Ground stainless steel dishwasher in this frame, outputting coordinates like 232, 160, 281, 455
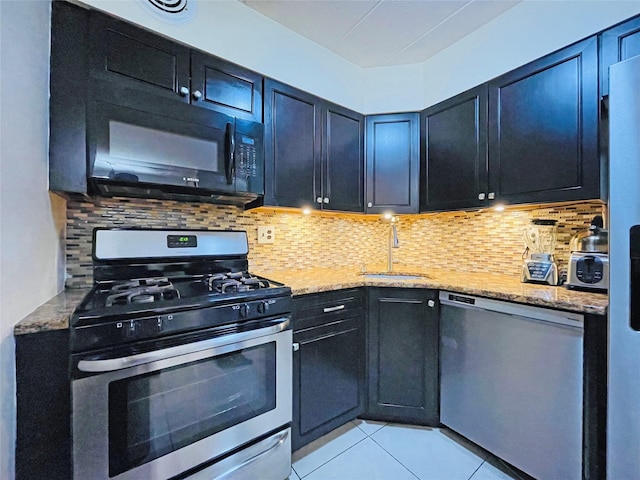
439, 291, 584, 480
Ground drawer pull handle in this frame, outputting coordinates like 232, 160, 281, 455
323, 304, 345, 313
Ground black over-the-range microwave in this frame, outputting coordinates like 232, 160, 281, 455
87, 90, 264, 207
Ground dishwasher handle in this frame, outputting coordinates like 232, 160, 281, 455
439, 291, 584, 329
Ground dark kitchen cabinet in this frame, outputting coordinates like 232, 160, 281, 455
292, 289, 366, 451
16, 329, 71, 480
49, 1, 90, 194
322, 104, 365, 212
487, 36, 600, 205
600, 15, 640, 96
365, 288, 439, 425
87, 9, 190, 105
264, 79, 364, 212
365, 113, 420, 214
88, 10, 262, 121
189, 50, 263, 121
420, 85, 488, 212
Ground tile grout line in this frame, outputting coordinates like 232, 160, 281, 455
367, 433, 423, 480
296, 436, 370, 479
466, 459, 485, 480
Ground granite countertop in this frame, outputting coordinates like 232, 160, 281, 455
14, 266, 607, 336
255, 266, 608, 316
13, 287, 90, 335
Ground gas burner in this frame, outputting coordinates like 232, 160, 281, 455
205, 272, 270, 294
111, 277, 173, 292
105, 277, 179, 307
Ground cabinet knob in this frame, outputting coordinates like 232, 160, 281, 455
367, 202, 373, 208
428, 300, 436, 308
316, 197, 323, 204
323, 197, 329, 204
192, 90, 202, 101
293, 342, 300, 352
488, 192, 495, 200
179, 86, 189, 97
478, 193, 486, 200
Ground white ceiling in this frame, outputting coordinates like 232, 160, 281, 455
240, 0, 522, 68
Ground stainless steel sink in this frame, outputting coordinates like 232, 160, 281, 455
360, 273, 428, 280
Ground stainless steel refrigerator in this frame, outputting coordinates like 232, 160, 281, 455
608, 53, 640, 479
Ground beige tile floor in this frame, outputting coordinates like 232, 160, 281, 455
288, 420, 528, 480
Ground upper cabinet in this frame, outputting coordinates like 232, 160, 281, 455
488, 36, 599, 205
88, 11, 262, 121
49, 3, 266, 204
264, 79, 364, 212
601, 16, 640, 96
365, 113, 420, 214
421, 36, 600, 211
420, 86, 488, 212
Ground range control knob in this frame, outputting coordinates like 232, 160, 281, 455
257, 301, 270, 314
239, 303, 251, 318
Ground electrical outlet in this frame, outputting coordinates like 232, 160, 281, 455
257, 226, 275, 244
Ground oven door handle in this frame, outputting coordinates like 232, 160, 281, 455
77, 317, 290, 373
188, 428, 290, 480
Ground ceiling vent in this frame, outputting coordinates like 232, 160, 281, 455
136, 0, 197, 25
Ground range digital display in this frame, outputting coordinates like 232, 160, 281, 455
167, 235, 197, 248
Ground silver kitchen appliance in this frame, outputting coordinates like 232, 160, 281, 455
521, 219, 559, 285
440, 292, 584, 480
566, 215, 609, 291
70, 229, 293, 480
608, 54, 640, 479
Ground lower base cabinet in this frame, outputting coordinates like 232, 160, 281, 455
292, 289, 366, 451
365, 288, 439, 425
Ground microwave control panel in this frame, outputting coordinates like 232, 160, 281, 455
237, 136, 258, 179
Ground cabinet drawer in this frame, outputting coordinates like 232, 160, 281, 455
293, 288, 365, 330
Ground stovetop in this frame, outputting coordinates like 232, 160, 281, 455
74, 271, 289, 323
71, 229, 292, 352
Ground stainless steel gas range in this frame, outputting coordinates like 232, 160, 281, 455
69, 228, 292, 480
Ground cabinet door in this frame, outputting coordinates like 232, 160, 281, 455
488, 36, 599, 205
365, 113, 420, 214
366, 288, 439, 425
601, 16, 640, 96
264, 79, 322, 208
293, 316, 366, 451
292, 290, 366, 451
323, 103, 365, 212
49, 1, 89, 194
190, 51, 263, 121
88, 10, 190, 103
421, 85, 488, 212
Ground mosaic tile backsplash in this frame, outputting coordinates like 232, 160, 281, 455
65, 196, 605, 288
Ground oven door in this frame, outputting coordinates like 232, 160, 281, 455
72, 317, 292, 480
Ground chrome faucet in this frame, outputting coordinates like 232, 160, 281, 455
387, 216, 399, 272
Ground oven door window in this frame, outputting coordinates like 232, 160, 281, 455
108, 342, 276, 477
90, 101, 235, 192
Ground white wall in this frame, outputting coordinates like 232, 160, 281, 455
0, 2, 66, 479
417, 0, 640, 110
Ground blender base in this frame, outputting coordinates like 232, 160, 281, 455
522, 254, 560, 286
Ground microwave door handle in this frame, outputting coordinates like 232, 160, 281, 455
225, 122, 235, 185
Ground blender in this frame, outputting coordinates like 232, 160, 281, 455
521, 219, 559, 285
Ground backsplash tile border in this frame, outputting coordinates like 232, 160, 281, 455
65, 196, 604, 288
